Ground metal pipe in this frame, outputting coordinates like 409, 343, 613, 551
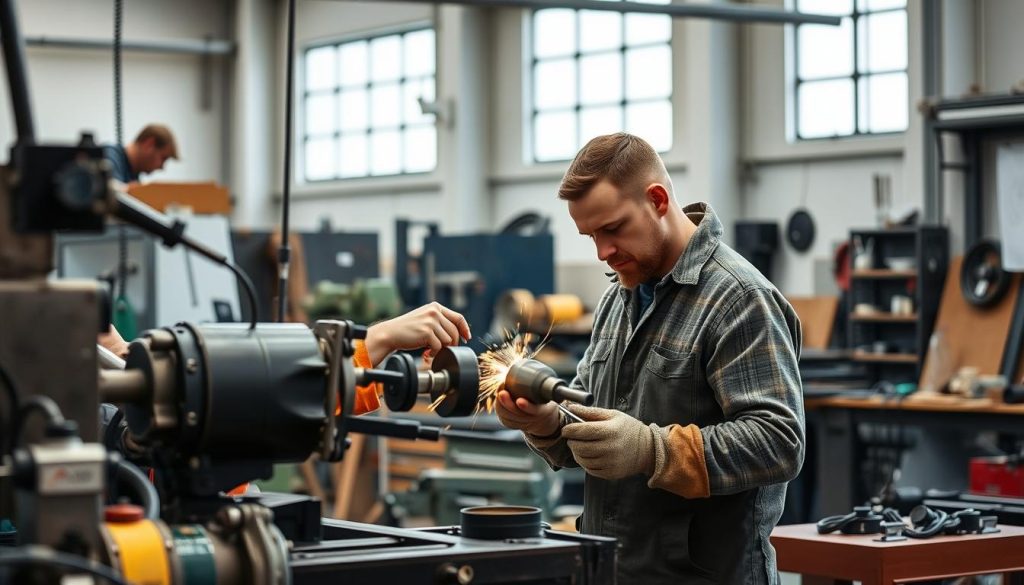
25, 35, 234, 56
378, 0, 841, 26
0, 0, 36, 144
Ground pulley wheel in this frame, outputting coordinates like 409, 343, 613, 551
382, 353, 418, 412
961, 239, 1010, 308
430, 346, 479, 417
786, 209, 815, 252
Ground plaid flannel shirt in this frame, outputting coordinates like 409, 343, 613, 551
528, 202, 805, 584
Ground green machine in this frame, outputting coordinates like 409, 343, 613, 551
306, 278, 404, 324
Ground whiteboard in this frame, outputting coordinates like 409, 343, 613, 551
996, 142, 1024, 272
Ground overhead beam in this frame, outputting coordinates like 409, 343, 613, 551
374, 0, 841, 26
25, 35, 235, 56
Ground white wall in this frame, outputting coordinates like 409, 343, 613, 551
741, 156, 905, 295
739, 0, 924, 295
978, 0, 1024, 95
282, 0, 497, 267
0, 0, 231, 184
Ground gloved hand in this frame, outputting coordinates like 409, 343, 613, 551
495, 389, 562, 438
561, 405, 656, 480
364, 302, 472, 366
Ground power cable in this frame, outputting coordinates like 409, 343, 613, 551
0, 363, 19, 455
0, 547, 130, 585
276, 0, 297, 323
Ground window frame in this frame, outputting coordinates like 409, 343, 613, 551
300, 24, 438, 183
791, 1, 908, 141
528, 3, 674, 164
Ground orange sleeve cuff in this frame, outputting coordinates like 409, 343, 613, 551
351, 339, 381, 415
648, 423, 711, 499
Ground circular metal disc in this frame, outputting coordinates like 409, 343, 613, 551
382, 353, 418, 412
431, 346, 480, 417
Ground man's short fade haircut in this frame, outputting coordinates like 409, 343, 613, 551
135, 124, 179, 160
558, 132, 664, 201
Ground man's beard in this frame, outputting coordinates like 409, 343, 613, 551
613, 256, 660, 289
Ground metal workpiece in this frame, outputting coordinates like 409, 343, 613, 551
97, 368, 147, 404
505, 359, 593, 407
381, 346, 480, 417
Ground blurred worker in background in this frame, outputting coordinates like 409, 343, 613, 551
102, 123, 179, 185
495, 133, 804, 584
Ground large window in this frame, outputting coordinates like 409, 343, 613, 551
792, 0, 908, 140
531, 1, 673, 163
303, 28, 436, 181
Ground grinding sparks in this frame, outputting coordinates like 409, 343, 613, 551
424, 332, 539, 414
475, 331, 541, 414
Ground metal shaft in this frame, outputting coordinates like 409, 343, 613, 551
505, 359, 593, 406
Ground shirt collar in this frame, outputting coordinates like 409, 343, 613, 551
668, 202, 722, 286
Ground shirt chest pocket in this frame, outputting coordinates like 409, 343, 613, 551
582, 339, 615, 406
638, 345, 702, 426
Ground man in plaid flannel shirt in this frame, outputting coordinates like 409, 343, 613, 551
496, 133, 805, 584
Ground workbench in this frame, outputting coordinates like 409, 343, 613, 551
772, 522, 1024, 584
805, 394, 1024, 515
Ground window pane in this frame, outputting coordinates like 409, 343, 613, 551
626, 45, 671, 100
370, 83, 401, 128
403, 78, 436, 125
306, 93, 336, 136
860, 10, 907, 73
404, 125, 436, 173
861, 73, 908, 133
404, 29, 435, 77
580, 105, 623, 143
534, 58, 577, 110
797, 79, 854, 138
339, 89, 368, 132
339, 134, 369, 178
580, 52, 623, 106
858, 0, 905, 11
338, 41, 368, 88
370, 35, 402, 82
306, 46, 336, 91
625, 100, 672, 152
534, 9, 576, 58
306, 137, 336, 181
797, 18, 853, 79
625, 13, 671, 46
534, 110, 578, 162
579, 10, 622, 53
370, 130, 401, 176
797, 0, 852, 15
339, 41, 368, 87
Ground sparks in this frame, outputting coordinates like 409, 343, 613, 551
423, 328, 547, 415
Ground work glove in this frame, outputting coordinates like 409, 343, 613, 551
495, 390, 562, 439
561, 405, 656, 480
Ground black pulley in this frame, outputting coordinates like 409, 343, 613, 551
382, 352, 418, 412
961, 239, 1010, 308
431, 346, 479, 417
460, 506, 542, 540
786, 208, 815, 252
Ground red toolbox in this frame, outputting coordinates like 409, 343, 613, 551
969, 456, 1024, 498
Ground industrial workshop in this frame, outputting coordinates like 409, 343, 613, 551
3, 0, 1024, 583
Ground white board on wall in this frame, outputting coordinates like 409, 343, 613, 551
996, 141, 1024, 272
